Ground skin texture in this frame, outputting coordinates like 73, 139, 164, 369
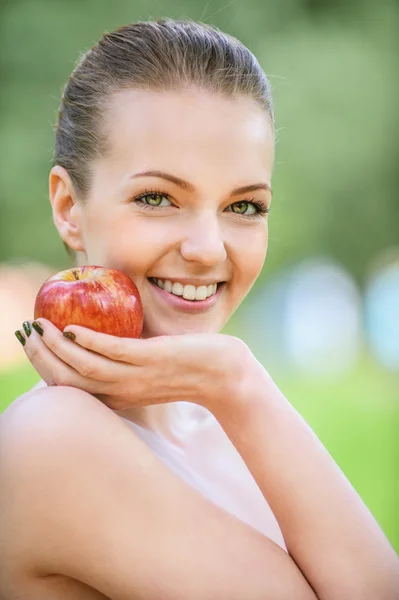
46, 87, 274, 437
6, 86, 399, 599
52, 87, 273, 338
19, 318, 244, 413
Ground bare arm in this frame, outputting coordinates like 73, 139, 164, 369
209, 346, 399, 600
0, 386, 317, 600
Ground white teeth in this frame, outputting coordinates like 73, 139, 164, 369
171, 282, 184, 296
183, 285, 196, 300
163, 280, 172, 292
195, 286, 208, 301
151, 278, 220, 300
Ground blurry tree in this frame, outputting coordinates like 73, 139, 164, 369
0, 0, 398, 285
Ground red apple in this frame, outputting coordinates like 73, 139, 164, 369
34, 266, 143, 338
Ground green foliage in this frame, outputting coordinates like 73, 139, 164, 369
0, 0, 398, 279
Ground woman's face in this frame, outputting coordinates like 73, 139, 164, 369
59, 88, 274, 338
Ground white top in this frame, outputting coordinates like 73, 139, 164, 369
118, 405, 220, 498
28, 380, 287, 549
118, 405, 287, 553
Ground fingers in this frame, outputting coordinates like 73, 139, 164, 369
61, 324, 151, 365
15, 321, 97, 393
29, 319, 136, 383
15, 320, 113, 394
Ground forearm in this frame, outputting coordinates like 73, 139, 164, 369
212, 355, 399, 600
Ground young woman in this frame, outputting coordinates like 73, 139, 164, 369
1, 18, 398, 600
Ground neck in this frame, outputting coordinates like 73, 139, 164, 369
33, 377, 206, 448
114, 402, 199, 447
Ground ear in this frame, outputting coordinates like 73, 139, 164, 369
49, 166, 85, 252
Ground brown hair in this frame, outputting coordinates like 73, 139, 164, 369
53, 18, 274, 259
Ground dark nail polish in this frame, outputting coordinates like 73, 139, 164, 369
22, 321, 32, 337
15, 330, 26, 346
32, 321, 44, 336
63, 331, 76, 341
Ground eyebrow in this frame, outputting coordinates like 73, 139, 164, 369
129, 170, 272, 196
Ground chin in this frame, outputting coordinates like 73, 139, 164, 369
141, 319, 220, 338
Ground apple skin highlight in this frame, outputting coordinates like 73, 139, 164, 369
34, 266, 144, 338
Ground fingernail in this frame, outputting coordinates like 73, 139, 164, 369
15, 330, 26, 346
63, 331, 76, 341
32, 321, 44, 336
22, 321, 32, 337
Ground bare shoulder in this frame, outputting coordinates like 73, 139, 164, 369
0, 386, 126, 594
0, 381, 116, 433
0, 386, 316, 600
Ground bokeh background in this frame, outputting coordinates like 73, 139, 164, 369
1, 0, 398, 551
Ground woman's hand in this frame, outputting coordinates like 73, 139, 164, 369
16, 318, 248, 413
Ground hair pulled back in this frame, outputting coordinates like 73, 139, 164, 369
53, 18, 274, 257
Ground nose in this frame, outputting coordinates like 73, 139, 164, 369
180, 213, 227, 267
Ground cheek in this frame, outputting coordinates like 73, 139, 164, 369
254, 228, 269, 271
91, 218, 172, 274
233, 226, 268, 284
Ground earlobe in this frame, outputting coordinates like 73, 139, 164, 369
49, 166, 86, 252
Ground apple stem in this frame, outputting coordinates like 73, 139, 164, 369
72, 270, 79, 280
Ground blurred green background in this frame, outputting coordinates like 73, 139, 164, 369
0, 0, 398, 553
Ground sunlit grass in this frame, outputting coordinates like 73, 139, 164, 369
1, 362, 40, 411
275, 357, 399, 553
1, 358, 398, 552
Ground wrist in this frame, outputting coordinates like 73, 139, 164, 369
209, 337, 274, 422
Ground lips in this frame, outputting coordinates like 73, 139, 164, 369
148, 277, 219, 301
147, 277, 225, 313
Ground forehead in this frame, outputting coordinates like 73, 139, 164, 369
102, 88, 274, 183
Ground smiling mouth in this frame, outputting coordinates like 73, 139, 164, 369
147, 277, 225, 302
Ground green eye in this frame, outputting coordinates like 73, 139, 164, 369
231, 201, 256, 215
145, 193, 170, 206
134, 192, 173, 208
